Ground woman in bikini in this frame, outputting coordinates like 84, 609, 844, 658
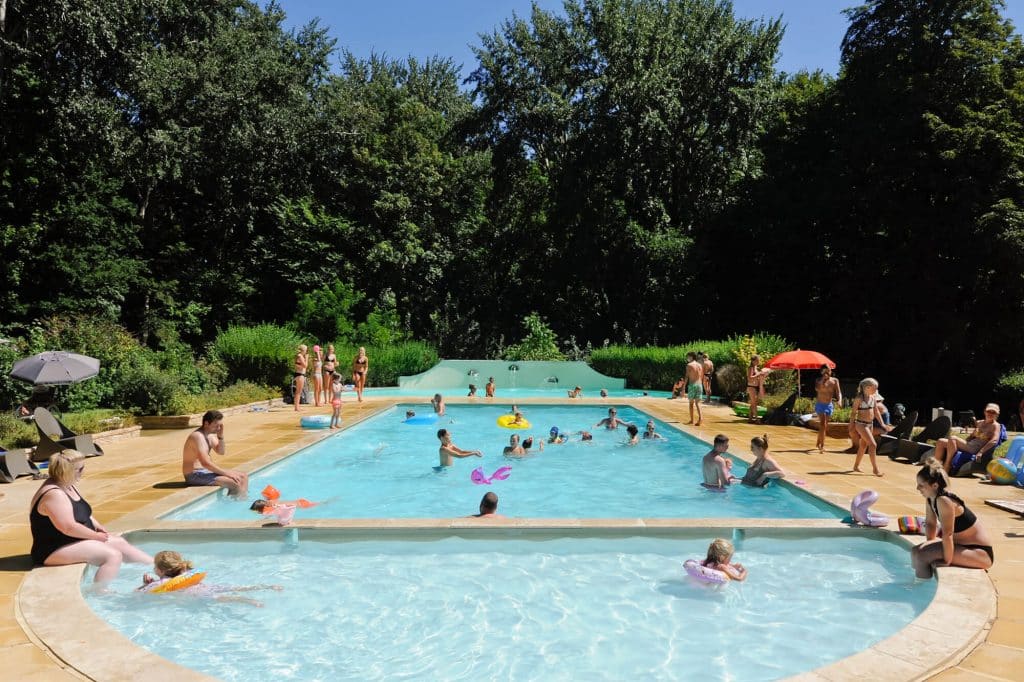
912, 458, 994, 578
851, 377, 891, 476
293, 344, 308, 412
322, 344, 337, 405
746, 355, 770, 423
352, 346, 369, 402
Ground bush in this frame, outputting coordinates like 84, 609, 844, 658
716, 364, 746, 399
213, 325, 303, 387
589, 334, 794, 391
503, 313, 565, 361
0, 409, 135, 449
112, 360, 186, 415
0, 413, 37, 449
996, 368, 1024, 392
292, 279, 360, 344
331, 342, 439, 386
173, 381, 278, 414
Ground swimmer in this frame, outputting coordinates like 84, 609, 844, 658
522, 436, 544, 453
467, 384, 477, 397
580, 431, 593, 441
567, 386, 582, 398
740, 434, 785, 487
503, 433, 525, 456
599, 388, 608, 398
595, 407, 631, 430
431, 393, 446, 417
548, 426, 568, 444
702, 434, 738, 489
139, 550, 282, 606
642, 420, 665, 440
404, 410, 416, 421
437, 428, 482, 466
626, 424, 640, 445
701, 538, 747, 581
469, 491, 505, 519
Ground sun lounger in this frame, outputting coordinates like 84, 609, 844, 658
880, 410, 918, 457
31, 407, 104, 463
886, 415, 951, 463
0, 447, 41, 483
951, 424, 1008, 477
762, 392, 798, 426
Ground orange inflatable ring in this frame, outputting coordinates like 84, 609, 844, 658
149, 570, 207, 593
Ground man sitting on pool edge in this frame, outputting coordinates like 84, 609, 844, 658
437, 428, 483, 467
182, 410, 248, 497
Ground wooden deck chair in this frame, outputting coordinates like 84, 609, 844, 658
0, 448, 41, 483
880, 410, 918, 457
32, 407, 104, 463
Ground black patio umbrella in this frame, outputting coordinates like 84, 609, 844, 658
9, 351, 101, 386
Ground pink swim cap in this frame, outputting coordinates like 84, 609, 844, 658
313, 344, 321, 352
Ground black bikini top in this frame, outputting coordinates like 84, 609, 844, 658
929, 490, 976, 533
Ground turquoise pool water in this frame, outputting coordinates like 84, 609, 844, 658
84, 532, 934, 681
167, 404, 840, 520
365, 387, 672, 398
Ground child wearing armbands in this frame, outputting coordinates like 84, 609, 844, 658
702, 538, 748, 581
139, 550, 282, 606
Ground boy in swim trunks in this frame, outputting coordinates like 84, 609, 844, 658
813, 364, 842, 452
685, 352, 704, 426
181, 410, 248, 497
437, 429, 483, 467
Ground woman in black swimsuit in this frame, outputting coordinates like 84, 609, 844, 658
912, 458, 994, 579
29, 450, 152, 584
293, 344, 308, 412
322, 344, 337, 405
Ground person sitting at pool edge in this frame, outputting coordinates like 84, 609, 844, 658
485, 377, 495, 397
470, 492, 505, 519
467, 384, 477, 397
437, 428, 482, 466
182, 410, 248, 497
702, 434, 738, 489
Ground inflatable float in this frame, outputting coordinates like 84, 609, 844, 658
404, 413, 439, 425
683, 559, 730, 584
146, 570, 207, 593
300, 414, 332, 429
497, 414, 531, 429
850, 490, 889, 527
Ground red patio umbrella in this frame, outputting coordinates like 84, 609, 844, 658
764, 350, 836, 397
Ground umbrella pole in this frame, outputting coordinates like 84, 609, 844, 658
797, 369, 801, 398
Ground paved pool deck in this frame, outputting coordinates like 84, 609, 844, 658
1, 396, 1021, 680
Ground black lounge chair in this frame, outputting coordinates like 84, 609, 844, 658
0, 447, 41, 483
879, 410, 918, 457
762, 391, 798, 426
32, 407, 104, 463
886, 415, 952, 463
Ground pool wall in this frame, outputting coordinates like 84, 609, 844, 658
17, 526, 995, 682
399, 360, 626, 392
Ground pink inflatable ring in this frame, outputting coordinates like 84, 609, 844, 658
850, 489, 889, 527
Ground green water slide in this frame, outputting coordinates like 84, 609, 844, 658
399, 360, 625, 392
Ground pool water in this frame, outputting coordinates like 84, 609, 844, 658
365, 387, 672, 398
85, 532, 934, 681
167, 405, 840, 520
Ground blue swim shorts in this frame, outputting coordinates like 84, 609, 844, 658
814, 401, 834, 417
184, 468, 219, 486
687, 382, 703, 400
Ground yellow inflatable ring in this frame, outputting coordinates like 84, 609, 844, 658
150, 570, 207, 593
497, 415, 531, 429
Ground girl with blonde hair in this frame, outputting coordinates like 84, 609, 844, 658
852, 378, 891, 476
702, 538, 748, 581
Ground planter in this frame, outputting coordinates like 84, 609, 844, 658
137, 398, 285, 430
93, 424, 142, 444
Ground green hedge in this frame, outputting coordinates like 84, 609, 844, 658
213, 324, 303, 387
589, 334, 793, 391
331, 342, 439, 386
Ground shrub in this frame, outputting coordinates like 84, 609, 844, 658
213, 325, 303, 387
503, 313, 565, 361
111, 361, 186, 416
173, 381, 278, 414
589, 334, 794, 391
0, 412, 37, 449
292, 279, 360, 344
996, 368, 1024, 392
715, 364, 746, 399
332, 342, 439, 386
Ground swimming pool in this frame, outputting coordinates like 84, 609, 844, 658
166, 404, 840, 520
84, 529, 934, 681
364, 387, 672, 398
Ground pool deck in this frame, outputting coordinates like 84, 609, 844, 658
1, 396, 1021, 680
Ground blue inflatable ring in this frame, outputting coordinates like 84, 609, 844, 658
404, 414, 439, 425
300, 415, 332, 429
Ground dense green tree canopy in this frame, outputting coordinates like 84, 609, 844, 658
2, 0, 1024, 413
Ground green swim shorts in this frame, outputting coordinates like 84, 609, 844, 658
687, 382, 703, 400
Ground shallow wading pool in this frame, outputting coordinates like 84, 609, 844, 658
83, 529, 934, 682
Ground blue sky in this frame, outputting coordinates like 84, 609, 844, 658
274, 1, 1024, 79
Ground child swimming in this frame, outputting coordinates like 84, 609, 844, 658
701, 538, 748, 581
138, 550, 282, 606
